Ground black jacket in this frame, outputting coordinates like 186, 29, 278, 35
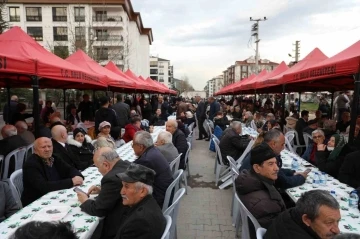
77, 101, 95, 121
3, 100, 18, 124
67, 136, 94, 170
315, 150, 345, 178
295, 118, 307, 145
142, 104, 153, 121
10, 112, 33, 125
51, 139, 85, 171
111, 102, 130, 128
219, 129, 250, 165
80, 160, 131, 239
135, 146, 173, 208
196, 100, 206, 120
172, 129, 189, 170
338, 150, 360, 188
160, 101, 170, 121
21, 154, 83, 206
115, 195, 166, 239
95, 107, 120, 138
65, 113, 80, 125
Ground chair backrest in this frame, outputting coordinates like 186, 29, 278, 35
163, 188, 186, 239
283, 125, 292, 134
169, 153, 182, 176
285, 132, 296, 153
25, 143, 34, 161
285, 131, 295, 144
2, 147, 27, 180
186, 131, 193, 146
227, 156, 240, 192
212, 134, 220, 145
9, 169, 23, 208
184, 142, 191, 168
293, 130, 305, 147
303, 132, 312, 149
141, 119, 149, 127
256, 227, 267, 239
212, 136, 224, 166
236, 139, 255, 166
250, 120, 257, 131
188, 122, 195, 132
162, 169, 184, 212
161, 215, 172, 239
235, 193, 261, 239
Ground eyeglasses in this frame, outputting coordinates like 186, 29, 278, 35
312, 135, 322, 139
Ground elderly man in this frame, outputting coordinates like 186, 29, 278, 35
208, 97, 220, 121
76, 147, 130, 239
51, 125, 85, 170
264, 190, 341, 239
166, 119, 188, 169
236, 143, 286, 238
132, 131, 173, 207
295, 110, 309, 147
95, 96, 120, 139
22, 137, 83, 206
0, 181, 19, 222
261, 113, 276, 131
15, 121, 35, 145
302, 129, 327, 165
195, 95, 208, 140
115, 163, 166, 239
0, 125, 27, 158
156, 131, 179, 163
219, 121, 250, 165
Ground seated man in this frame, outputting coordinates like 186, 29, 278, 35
219, 121, 250, 165
76, 147, 130, 239
14, 121, 35, 145
115, 163, 166, 239
236, 143, 286, 238
0, 181, 19, 222
303, 119, 318, 135
156, 131, 179, 163
51, 125, 84, 170
336, 111, 351, 133
133, 131, 173, 207
213, 111, 229, 131
338, 149, 360, 188
264, 190, 340, 239
11, 221, 77, 239
22, 137, 84, 206
166, 119, 189, 169
122, 116, 142, 143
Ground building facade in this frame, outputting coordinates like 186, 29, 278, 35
4, 0, 153, 78
206, 75, 224, 97
149, 56, 173, 88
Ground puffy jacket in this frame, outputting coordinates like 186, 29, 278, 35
219, 129, 250, 165
67, 135, 94, 170
122, 124, 142, 143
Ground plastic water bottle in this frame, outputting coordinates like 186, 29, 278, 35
349, 191, 359, 208
330, 190, 337, 199
312, 172, 320, 188
320, 173, 327, 186
291, 158, 299, 171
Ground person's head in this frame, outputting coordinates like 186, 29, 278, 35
253, 131, 266, 148
244, 111, 252, 119
263, 129, 285, 155
323, 120, 337, 132
73, 128, 87, 144
208, 97, 215, 103
99, 96, 110, 107
15, 121, 28, 134
45, 100, 52, 108
156, 131, 173, 146
267, 119, 277, 130
16, 103, 26, 113
51, 125, 68, 143
235, 106, 240, 112
216, 111, 223, 118
251, 143, 279, 181
231, 121, 242, 135
143, 99, 148, 105
341, 112, 351, 123
10, 221, 77, 239
70, 105, 77, 115
334, 234, 360, 239
355, 125, 360, 138
154, 109, 161, 117
49, 115, 61, 125
34, 137, 53, 159
296, 190, 340, 238
11, 95, 18, 102
131, 116, 142, 128
230, 106, 234, 112
301, 110, 309, 121
316, 110, 322, 119
327, 134, 344, 151
195, 95, 201, 103
83, 94, 90, 102
255, 112, 262, 120
132, 131, 154, 156
116, 94, 123, 102
166, 119, 178, 134
307, 119, 318, 129
99, 121, 111, 135
345, 90, 351, 96
312, 129, 325, 145
266, 113, 275, 121
117, 163, 155, 207
1, 125, 17, 138
93, 147, 120, 176
158, 95, 163, 103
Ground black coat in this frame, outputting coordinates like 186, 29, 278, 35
142, 104, 153, 121
10, 112, 33, 125
114, 195, 166, 239
338, 150, 360, 188
3, 100, 18, 124
111, 102, 130, 128
196, 100, 206, 120
219, 129, 250, 165
135, 146, 173, 208
80, 160, 131, 239
295, 118, 307, 145
172, 129, 189, 170
95, 107, 120, 139
77, 101, 95, 121
51, 139, 85, 171
66, 136, 94, 170
160, 101, 170, 121
21, 154, 83, 206
65, 113, 80, 125
0, 181, 19, 223
315, 150, 345, 178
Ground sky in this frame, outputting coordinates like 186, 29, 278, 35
132, 0, 360, 91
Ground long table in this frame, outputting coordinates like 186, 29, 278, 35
0, 126, 166, 238
282, 150, 360, 233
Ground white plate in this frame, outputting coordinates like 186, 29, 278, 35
32, 206, 71, 221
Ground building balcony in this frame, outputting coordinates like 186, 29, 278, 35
53, 16, 67, 22
74, 16, 85, 22
158, 65, 164, 68
92, 16, 124, 28
150, 64, 158, 68
92, 16, 123, 22
96, 35, 123, 41
159, 73, 164, 75
26, 16, 42, 22
10, 16, 20, 22
54, 35, 68, 41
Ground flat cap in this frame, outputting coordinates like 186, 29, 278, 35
250, 143, 277, 166
116, 163, 156, 186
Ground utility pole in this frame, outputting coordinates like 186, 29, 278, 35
294, 40, 300, 63
250, 17, 267, 75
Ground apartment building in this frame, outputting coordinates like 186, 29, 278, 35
149, 56, 173, 88
4, 0, 153, 78
206, 75, 224, 97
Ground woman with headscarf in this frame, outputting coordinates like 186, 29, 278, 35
315, 134, 346, 178
67, 128, 95, 170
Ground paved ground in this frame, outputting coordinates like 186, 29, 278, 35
177, 130, 238, 239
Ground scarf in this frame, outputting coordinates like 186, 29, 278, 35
328, 134, 345, 161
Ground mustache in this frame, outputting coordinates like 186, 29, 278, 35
121, 195, 128, 200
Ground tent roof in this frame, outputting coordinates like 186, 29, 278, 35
0, 27, 106, 89
239, 69, 268, 91
125, 70, 160, 92
66, 50, 136, 90
232, 74, 257, 92
254, 61, 289, 89
146, 77, 169, 94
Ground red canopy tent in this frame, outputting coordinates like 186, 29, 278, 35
253, 61, 289, 89
66, 50, 136, 91
145, 77, 169, 94
238, 69, 268, 92
138, 75, 163, 93
125, 70, 160, 93
232, 74, 257, 93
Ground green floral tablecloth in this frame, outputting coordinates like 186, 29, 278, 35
282, 150, 360, 234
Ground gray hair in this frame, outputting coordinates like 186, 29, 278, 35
167, 119, 178, 129
1, 125, 17, 137
157, 131, 172, 144
295, 190, 339, 221
334, 234, 360, 239
245, 111, 253, 117
135, 182, 153, 195
15, 121, 28, 130
264, 129, 283, 143
312, 129, 325, 137
323, 120, 336, 130
267, 113, 275, 120
134, 131, 153, 148
98, 150, 120, 163
231, 121, 242, 131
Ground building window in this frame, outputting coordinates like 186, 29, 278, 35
52, 7, 67, 22
96, 29, 108, 41
26, 7, 42, 21
54, 46, 69, 59
53, 27, 68, 41
27, 27, 43, 41
75, 27, 86, 41
152, 76, 158, 81
241, 65, 247, 72
9, 7, 20, 22
150, 61, 157, 67
94, 11, 107, 21
150, 69, 158, 75
74, 7, 85, 22
96, 48, 108, 60
159, 69, 164, 75
159, 77, 164, 82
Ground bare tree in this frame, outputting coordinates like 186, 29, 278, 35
0, 2, 9, 33
177, 75, 195, 94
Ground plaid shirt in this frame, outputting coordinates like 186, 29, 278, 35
42, 157, 55, 167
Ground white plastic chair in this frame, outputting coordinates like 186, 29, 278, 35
25, 143, 34, 160
227, 156, 240, 225
293, 130, 307, 154
188, 122, 195, 132
303, 132, 312, 149
1, 147, 26, 180
186, 131, 193, 149
141, 119, 149, 127
211, 134, 220, 174
169, 154, 182, 176
283, 125, 292, 134
212, 136, 229, 186
256, 227, 267, 239
285, 131, 296, 153
163, 188, 186, 239
182, 142, 191, 194
162, 169, 184, 212
161, 215, 172, 239
9, 169, 23, 208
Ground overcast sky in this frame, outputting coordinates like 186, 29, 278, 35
132, 0, 360, 90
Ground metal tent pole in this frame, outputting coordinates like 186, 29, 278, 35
329, 90, 335, 119
349, 73, 360, 142
31, 76, 40, 138
63, 89, 66, 119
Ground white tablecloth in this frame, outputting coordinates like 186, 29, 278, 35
281, 150, 360, 233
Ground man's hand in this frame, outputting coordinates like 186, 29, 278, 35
294, 171, 310, 179
72, 176, 83, 186
88, 185, 101, 195
317, 144, 326, 151
76, 192, 89, 204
